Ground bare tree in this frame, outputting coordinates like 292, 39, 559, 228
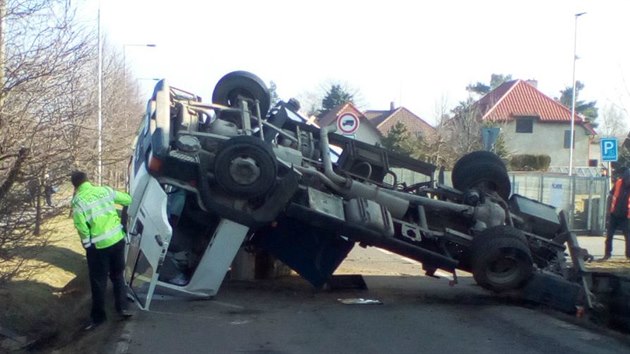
295, 89, 321, 118
430, 98, 485, 168
99, 40, 144, 188
0, 0, 95, 282
598, 103, 628, 137
424, 95, 456, 167
0, 0, 149, 285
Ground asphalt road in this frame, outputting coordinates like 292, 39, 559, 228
578, 235, 628, 259
115, 244, 630, 354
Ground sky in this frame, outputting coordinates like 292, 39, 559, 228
83, 0, 630, 128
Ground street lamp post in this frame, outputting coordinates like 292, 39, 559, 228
123, 43, 156, 122
123, 43, 157, 93
122, 44, 155, 187
97, 3, 102, 185
568, 12, 586, 177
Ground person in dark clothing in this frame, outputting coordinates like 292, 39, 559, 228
603, 168, 630, 260
44, 183, 55, 207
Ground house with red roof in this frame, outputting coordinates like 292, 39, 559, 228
365, 103, 436, 140
473, 79, 597, 169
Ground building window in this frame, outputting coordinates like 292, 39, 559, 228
563, 130, 575, 149
515, 117, 534, 133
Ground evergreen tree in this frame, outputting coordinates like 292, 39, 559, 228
558, 81, 598, 127
466, 74, 513, 96
318, 84, 354, 117
612, 142, 630, 178
381, 122, 413, 154
381, 121, 431, 162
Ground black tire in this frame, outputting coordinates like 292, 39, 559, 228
471, 226, 533, 292
213, 135, 277, 199
452, 151, 511, 200
453, 151, 506, 171
212, 71, 271, 117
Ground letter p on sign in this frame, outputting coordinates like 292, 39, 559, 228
600, 138, 618, 162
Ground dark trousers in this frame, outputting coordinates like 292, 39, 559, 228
86, 239, 128, 323
605, 214, 630, 257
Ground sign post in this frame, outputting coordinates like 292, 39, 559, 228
481, 127, 500, 151
600, 137, 618, 189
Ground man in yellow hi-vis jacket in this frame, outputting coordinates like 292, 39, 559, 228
71, 171, 133, 331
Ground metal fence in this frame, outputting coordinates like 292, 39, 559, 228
393, 168, 609, 235
509, 172, 609, 235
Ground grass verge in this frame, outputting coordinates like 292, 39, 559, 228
0, 213, 124, 353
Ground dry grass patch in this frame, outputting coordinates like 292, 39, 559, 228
0, 213, 94, 352
586, 259, 630, 277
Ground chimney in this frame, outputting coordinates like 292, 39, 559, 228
526, 79, 538, 88
390, 101, 395, 111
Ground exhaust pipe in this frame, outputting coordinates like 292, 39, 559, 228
319, 125, 410, 218
320, 125, 347, 185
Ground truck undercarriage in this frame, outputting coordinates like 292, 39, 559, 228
124, 71, 594, 313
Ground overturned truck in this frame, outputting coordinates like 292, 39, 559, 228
124, 71, 592, 311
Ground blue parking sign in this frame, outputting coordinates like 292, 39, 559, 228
600, 138, 618, 162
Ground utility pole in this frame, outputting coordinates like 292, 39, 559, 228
97, 1, 103, 185
568, 12, 586, 176
0, 0, 6, 121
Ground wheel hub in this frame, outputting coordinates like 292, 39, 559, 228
487, 256, 519, 283
229, 156, 260, 185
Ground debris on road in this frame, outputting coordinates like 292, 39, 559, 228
338, 298, 383, 305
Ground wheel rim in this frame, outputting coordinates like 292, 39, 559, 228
229, 156, 261, 185
470, 226, 533, 292
213, 136, 277, 198
485, 249, 522, 285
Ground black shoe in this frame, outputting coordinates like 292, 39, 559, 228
83, 320, 104, 331
119, 309, 134, 319
598, 255, 611, 261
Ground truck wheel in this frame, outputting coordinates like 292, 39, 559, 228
213, 135, 277, 199
452, 151, 506, 180
471, 226, 533, 292
212, 71, 271, 117
452, 151, 510, 200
